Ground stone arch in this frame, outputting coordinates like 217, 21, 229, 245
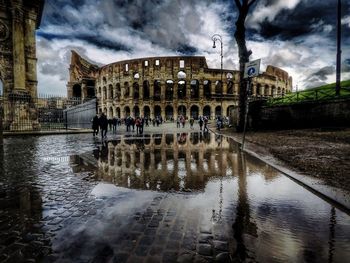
264, 84, 269, 96
103, 86, 107, 100
103, 107, 108, 114
203, 105, 211, 118
133, 106, 140, 117
108, 84, 113, 99
154, 80, 161, 101
256, 83, 261, 96
271, 85, 276, 97
143, 105, 151, 118
203, 80, 211, 99
215, 105, 222, 117
166, 80, 174, 100
154, 105, 162, 117
124, 106, 130, 117
226, 105, 235, 117
109, 106, 113, 118
177, 80, 186, 100
215, 80, 222, 94
178, 105, 186, 117
116, 83, 121, 99
282, 88, 285, 96
98, 86, 101, 98
165, 105, 174, 120
124, 82, 130, 98
190, 80, 199, 99
227, 81, 234, 94
143, 80, 150, 100
277, 86, 281, 96
116, 107, 121, 118
73, 84, 82, 98
133, 82, 139, 99
190, 105, 199, 119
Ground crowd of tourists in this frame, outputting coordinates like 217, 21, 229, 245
92, 113, 224, 139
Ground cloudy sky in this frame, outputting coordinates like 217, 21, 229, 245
36, 0, 350, 95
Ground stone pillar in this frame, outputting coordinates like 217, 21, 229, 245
81, 82, 87, 100
12, 6, 26, 91
25, 10, 38, 97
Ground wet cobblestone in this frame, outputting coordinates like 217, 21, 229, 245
1, 132, 349, 262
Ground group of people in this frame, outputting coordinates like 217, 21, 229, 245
176, 115, 210, 132
92, 113, 222, 139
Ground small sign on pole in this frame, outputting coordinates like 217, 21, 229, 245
244, 59, 261, 79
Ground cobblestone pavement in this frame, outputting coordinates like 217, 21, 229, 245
0, 133, 235, 263
1, 130, 349, 263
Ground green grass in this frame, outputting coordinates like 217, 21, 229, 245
267, 80, 350, 106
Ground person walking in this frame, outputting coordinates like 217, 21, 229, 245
198, 116, 203, 131
99, 112, 108, 139
176, 116, 181, 128
112, 116, 117, 133
190, 117, 194, 129
92, 114, 99, 136
203, 117, 209, 133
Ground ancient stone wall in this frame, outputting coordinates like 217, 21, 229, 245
0, 0, 44, 131
68, 52, 293, 120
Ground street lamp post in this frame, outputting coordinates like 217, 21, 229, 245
212, 34, 223, 117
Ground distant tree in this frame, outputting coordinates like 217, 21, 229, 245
234, 0, 258, 132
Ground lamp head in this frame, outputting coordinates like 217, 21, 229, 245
212, 40, 216, 48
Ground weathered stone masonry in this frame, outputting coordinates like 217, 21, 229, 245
68, 51, 293, 120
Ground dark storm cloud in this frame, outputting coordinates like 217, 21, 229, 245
342, 58, 350, 73
254, 0, 350, 41
40, 0, 217, 54
306, 66, 335, 82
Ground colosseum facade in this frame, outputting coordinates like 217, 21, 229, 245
67, 51, 293, 120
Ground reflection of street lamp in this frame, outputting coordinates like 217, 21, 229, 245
212, 34, 223, 117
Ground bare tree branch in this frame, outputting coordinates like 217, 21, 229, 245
234, 0, 242, 10
248, 0, 258, 8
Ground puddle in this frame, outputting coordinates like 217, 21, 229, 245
68, 132, 350, 262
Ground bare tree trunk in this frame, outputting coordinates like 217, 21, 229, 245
234, 0, 257, 132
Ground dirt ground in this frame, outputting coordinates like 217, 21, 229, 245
222, 127, 350, 193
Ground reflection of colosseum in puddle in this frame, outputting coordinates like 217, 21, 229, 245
75, 132, 279, 192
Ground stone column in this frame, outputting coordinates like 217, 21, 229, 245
12, 6, 26, 91
25, 10, 38, 97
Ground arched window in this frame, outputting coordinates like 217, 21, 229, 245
227, 81, 234, 94
154, 80, 161, 101
166, 80, 174, 100
124, 82, 130, 98
203, 80, 211, 99
190, 80, 199, 99
116, 83, 121, 100
190, 105, 199, 119
256, 84, 261, 96
103, 86, 107, 100
215, 80, 222, 94
133, 82, 139, 99
73, 84, 82, 98
108, 84, 113, 99
143, 80, 150, 100
178, 105, 186, 117
203, 105, 211, 118
178, 80, 186, 100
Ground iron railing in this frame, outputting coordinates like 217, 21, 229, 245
0, 93, 94, 132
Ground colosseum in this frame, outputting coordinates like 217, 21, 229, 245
67, 51, 293, 120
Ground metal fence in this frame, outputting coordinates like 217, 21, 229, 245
0, 93, 96, 132
64, 98, 97, 129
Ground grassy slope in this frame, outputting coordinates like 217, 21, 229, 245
267, 80, 350, 106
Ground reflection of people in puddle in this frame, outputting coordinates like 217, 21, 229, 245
178, 133, 187, 143
99, 141, 108, 161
